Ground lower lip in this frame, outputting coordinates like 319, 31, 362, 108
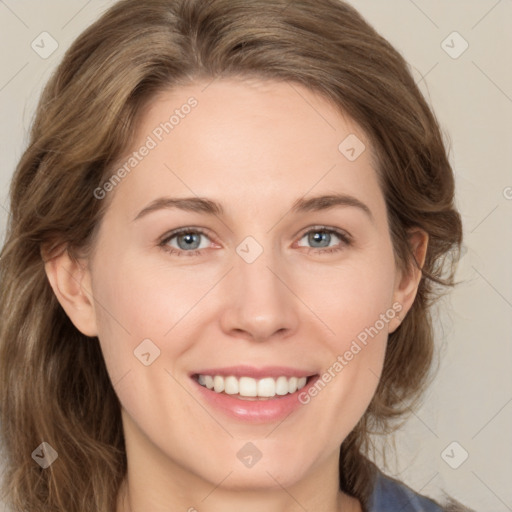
192, 375, 319, 424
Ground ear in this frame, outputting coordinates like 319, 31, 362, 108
43, 247, 98, 337
389, 228, 429, 333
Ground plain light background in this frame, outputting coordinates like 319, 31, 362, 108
0, 1, 511, 511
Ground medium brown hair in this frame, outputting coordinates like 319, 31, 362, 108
0, 0, 464, 511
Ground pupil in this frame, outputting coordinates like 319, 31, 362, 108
179, 233, 199, 250
310, 231, 329, 248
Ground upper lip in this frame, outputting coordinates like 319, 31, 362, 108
190, 365, 318, 379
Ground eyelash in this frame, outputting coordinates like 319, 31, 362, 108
158, 226, 352, 257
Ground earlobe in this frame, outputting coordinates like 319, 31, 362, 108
43, 248, 98, 337
390, 228, 429, 332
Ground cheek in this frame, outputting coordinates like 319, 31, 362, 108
294, 249, 395, 420
295, 252, 397, 344
91, 247, 196, 335
89, 246, 226, 402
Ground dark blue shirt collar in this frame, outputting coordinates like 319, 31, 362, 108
366, 469, 443, 512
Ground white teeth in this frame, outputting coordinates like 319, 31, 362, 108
258, 377, 276, 397
213, 375, 224, 393
196, 374, 309, 397
204, 375, 214, 390
224, 376, 239, 395
239, 376, 257, 397
275, 376, 289, 395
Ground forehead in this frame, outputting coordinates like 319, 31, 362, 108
105, 78, 385, 221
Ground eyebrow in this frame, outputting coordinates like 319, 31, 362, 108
132, 193, 373, 222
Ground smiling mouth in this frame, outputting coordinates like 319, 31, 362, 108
192, 374, 316, 400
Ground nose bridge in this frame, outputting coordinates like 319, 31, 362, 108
221, 233, 298, 340
236, 236, 282, 293
235, 233, 286, 304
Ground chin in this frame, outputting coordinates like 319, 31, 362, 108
208, 465, 306, 492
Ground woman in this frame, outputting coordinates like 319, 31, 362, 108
0, 0, 474, 511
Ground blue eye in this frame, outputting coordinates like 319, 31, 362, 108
159, 227, 212, 257
296, 227, 351, 254
159, 226, 351, 257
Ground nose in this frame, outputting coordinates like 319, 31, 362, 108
218, 244, 300, 343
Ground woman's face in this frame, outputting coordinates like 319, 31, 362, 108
71, 78, 419, 492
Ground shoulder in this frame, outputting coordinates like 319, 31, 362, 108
366, 469, 444, 512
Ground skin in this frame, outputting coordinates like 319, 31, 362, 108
44, 78, 428, 512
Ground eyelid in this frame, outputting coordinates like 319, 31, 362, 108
159, 226, 215, 243
295, 224, 352, 243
